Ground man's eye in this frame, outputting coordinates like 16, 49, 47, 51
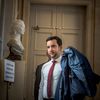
47, 46, 50, 48
52, 45, 56, 48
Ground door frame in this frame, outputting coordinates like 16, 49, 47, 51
23, 0, 95, 100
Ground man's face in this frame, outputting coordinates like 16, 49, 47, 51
46, 39, 62, 59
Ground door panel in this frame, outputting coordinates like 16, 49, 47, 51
56, 6, 84, 51
29, 4, 85, 99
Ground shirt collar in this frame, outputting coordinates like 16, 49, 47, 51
51, 55, 62, 63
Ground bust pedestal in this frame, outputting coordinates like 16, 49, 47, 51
0, 59, 25, 100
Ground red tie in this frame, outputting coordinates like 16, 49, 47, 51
47, 60, 56, 98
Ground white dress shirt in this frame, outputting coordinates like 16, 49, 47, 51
38, 56, 62, 100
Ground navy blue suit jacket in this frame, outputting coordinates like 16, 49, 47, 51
55, 47, 100, 100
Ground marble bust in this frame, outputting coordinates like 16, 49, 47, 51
7, 19, 25, 60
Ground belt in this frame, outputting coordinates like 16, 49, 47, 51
43, 98, 54, 100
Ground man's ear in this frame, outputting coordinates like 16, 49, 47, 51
60, 46, 63, 51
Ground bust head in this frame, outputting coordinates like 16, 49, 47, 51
7, 19, 25, 60
10, 19, 25, 35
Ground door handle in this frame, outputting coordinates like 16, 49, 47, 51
33, 25, 39, 30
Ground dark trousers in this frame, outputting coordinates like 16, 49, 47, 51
43, 98, 54, 100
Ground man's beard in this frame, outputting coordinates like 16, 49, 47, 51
51, 53, 60, 59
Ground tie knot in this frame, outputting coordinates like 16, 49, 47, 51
52, 60, 56, 63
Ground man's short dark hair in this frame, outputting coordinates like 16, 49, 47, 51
46, 36, 62, 46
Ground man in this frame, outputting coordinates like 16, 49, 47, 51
38, 36, 100, 100
38, 36, 62, 100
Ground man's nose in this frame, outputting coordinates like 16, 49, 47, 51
49, 47, 53, 51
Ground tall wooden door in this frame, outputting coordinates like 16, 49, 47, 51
28, 5, 85, 100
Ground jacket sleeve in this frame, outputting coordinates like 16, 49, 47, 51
34, 64, 43, 100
